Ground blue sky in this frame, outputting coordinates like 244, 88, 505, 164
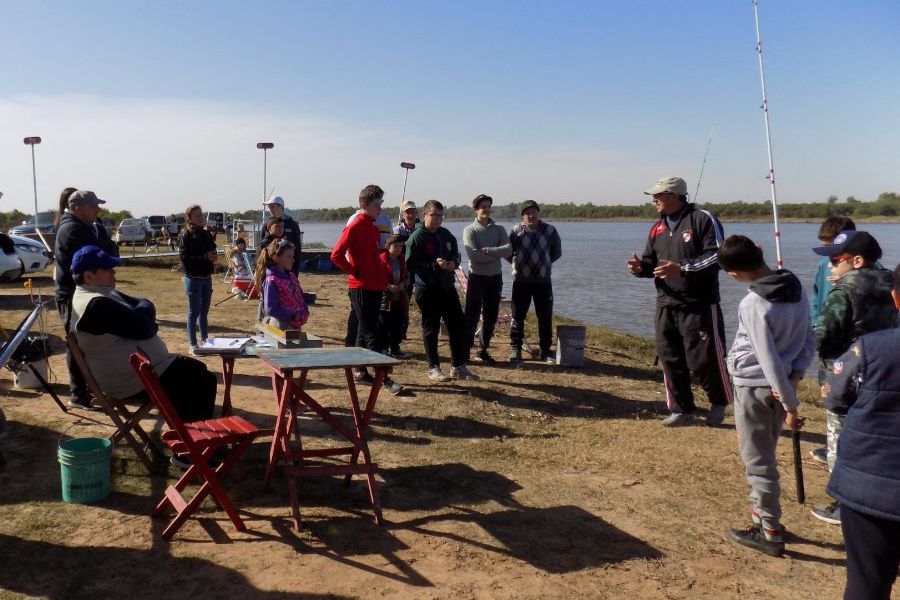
1, 0, 898, 215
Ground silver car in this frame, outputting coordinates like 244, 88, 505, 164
115, 218, 153, 245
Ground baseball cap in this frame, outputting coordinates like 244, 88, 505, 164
812, 230, 883, 262
400, 200, 417, 212
71, 245, 122, 273
472, 194, 493, 209
68, 190, 106, 206
520, 199, 540, 215
644, 176, 688, 196
267, 195, 285, 207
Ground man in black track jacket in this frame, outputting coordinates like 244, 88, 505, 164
627, 176, 731, 427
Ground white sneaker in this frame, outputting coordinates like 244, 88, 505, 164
449, 365, 480, 381
428, 367, 451, 382
189, 345, 199, 356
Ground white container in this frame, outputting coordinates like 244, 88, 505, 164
14, 359, 48, 390
556, 326, 586, 368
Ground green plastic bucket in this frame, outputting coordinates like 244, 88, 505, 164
58, 437, 112, 504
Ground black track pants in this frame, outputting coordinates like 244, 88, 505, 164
841, 505, 900, 600
510, 280, 553, 353
349, 289, 382, 352
416, 287, 466, 368
655, 303, 732, 413
463, 273, 503, 355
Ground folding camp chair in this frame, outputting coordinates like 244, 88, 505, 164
129, 352, 261, 540
66, 333, 164, 473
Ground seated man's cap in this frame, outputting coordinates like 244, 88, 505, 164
812, 230, 882, 262
644, 176, 688, 196
400, 200, 417, 212
68, 190, 106, 206
71, 245, 122, 274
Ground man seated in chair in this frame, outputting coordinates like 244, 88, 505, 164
69, 245, 216, 424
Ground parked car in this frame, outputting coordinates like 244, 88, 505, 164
8, 210, 56, 237
10, 235, 54, 275
101, 219, 115, 237
146, 215, 167, 237
0, 233, 23, 282
115, 218, 153, 246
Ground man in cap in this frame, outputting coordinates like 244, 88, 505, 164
507, 200, 562, 364
626, 176, 730, 427
68, 245, 216, 433
463, 194, 512, 364
394, 200, 420, 240
54, 189, 119, 409
261, 195, 302, 274
807, 230, 896, 526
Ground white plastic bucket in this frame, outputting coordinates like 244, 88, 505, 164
555, 326, 586, 368
14, 359, 48, 390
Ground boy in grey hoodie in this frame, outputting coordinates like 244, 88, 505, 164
718, 235, 816, 557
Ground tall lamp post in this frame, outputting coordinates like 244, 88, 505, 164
256, 142, 274, 247
400, 161, 415, 206
23, 136, 50, 252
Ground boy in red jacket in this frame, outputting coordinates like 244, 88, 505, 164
331, 185, 403, 395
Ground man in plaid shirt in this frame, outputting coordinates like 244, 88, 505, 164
507, 200, 562, 363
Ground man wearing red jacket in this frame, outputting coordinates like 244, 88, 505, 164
331, 184, 403, 395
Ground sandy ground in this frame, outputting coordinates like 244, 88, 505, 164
0, 262, 883, 600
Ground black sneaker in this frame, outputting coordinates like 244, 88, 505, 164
509, 348, 522, 365
728, 526, 784, 557
539, 351, 556, 364
475, 350, 497, 365
68, 395, 97, 411
810, 502, 841, 525
383, 377, 404, 396
353, 369, 375, 385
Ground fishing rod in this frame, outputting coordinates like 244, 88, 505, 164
753, 0, 784, 269
693, 121, 717, 204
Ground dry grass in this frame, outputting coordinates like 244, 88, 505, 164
0, 264, 874, 599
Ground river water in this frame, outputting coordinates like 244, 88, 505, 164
298, 220, 900, 342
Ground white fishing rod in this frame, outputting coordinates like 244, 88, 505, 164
753, 0, 784, 268
693, 121, 717, 204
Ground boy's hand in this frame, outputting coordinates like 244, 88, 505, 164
785, 409, 805, 431
820, 383, 831, 398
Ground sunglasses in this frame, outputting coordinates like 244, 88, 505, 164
830, 254, 851, 266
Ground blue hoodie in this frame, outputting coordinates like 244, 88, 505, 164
727, 269, 817, 410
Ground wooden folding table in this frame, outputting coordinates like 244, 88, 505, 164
256, 348, 399, 530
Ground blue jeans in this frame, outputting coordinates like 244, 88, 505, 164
183, 276, 212, 346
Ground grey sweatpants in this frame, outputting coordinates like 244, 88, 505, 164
734, 385, 785, 531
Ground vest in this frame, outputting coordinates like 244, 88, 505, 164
827, 327, 900, 522
265, 273, 308, 329
71, 287, 175, 400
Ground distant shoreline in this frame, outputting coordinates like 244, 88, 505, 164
295, 216, 900, 224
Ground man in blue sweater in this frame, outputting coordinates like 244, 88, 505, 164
825, 262, 900, 599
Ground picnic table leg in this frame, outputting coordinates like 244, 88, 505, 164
220, 356, 235, 416
343, 366, 384, 524
264, 371, 292, 492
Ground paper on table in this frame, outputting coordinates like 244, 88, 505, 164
193, 337, 251, 353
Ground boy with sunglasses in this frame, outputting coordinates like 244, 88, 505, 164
809, 230, 896, 524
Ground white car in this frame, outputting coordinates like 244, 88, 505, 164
0, 233, 23, 282
115, 218, 153, 245
11, 235, 54, 275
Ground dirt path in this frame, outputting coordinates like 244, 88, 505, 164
0, 266, 870, 599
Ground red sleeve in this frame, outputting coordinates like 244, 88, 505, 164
331, 222, 354, 273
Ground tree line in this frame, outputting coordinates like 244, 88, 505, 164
3, 192, 898, 232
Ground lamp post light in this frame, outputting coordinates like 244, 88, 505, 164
400, 161, 415, 206
23, 137, 50, 251
256, 142, 274, 247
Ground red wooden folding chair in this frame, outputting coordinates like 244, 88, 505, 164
129, 352, 261, 540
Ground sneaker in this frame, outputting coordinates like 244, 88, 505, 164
810, 447, 828, 465
539, 351, 556, 364
509, 348, 523, 365
450, 365, 480, 381
170, 455, 192, 470
383, 377, 404, 396
390, 349, 412, 360
728, 526, 785, 557
353, 369, 375, 385
662, 412, 693, 427
706, 404, 727, 426
189, 345, 199, 356
474, 350, 497, 365
428, 367, 451, 382
810, 502, 841, 525
68, 395, 97, 411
